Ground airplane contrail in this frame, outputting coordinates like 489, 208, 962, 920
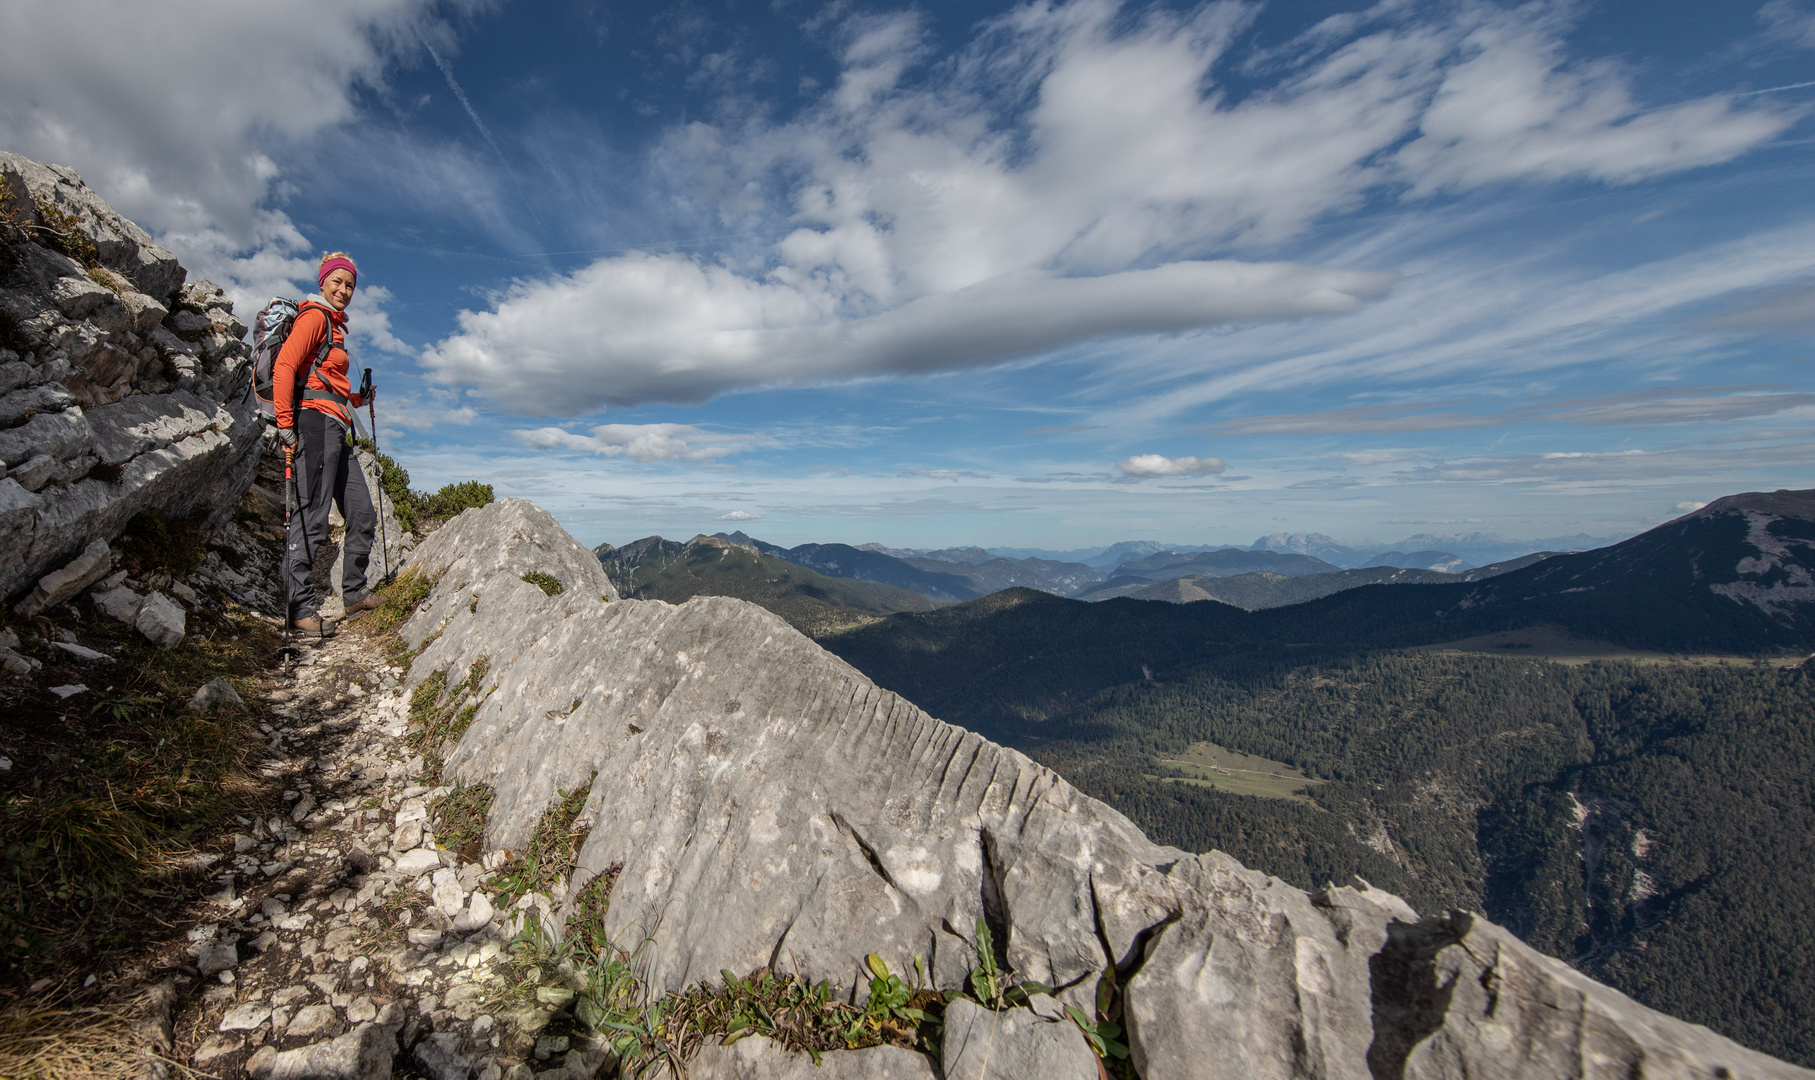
422, 37, 509, 169
420, 35, 546, 234
1729, 78, 1815, 99
1631, 78, 1815, 115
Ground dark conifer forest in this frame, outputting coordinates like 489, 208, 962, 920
827, 600, 1815, 1066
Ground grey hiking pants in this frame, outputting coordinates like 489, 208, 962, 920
285, 410, 376, 622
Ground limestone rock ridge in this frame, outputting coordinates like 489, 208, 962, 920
0, 151, 262, 602
401, 499, 1813, 1079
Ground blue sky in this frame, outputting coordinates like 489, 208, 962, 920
5, 0, 1813, 551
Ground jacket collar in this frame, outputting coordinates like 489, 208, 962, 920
302, 295, 349, 326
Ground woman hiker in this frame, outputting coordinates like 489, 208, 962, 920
273, 252, 380, 637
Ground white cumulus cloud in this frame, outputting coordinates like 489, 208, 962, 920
719, 510, 763, 521
0, 0, 475, 315
1116, 454, 1227, 477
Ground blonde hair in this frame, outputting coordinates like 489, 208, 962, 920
318, 251, 357, 272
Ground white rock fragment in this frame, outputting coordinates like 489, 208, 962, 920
189, 677, 245, 714
284, 1003, 337, 1038
134, 591, 186, 648
432, 875, 466, 918
452, 891, 494, 933
391, 819, 423, 851
244, 1021, 397, 1080
52, 641, 110, 663
394, 849, 440, 878
90, 584, 144, 624
190, 939, 237, 976
218, 1001, 270, 1032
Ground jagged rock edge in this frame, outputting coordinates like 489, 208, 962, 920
396, 499, 1814, 1079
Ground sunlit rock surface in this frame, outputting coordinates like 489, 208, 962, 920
399, 499, 1814, 1079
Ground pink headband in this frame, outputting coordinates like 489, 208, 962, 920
317, 257, 358, 288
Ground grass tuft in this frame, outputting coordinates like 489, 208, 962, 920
352, 569, 437, 668
430, 784, 494, 862
84, 266, 128, 295
522, 572, 563, 597
30, 199, 99, 269
0, 598, 278, 986
404, 657, 491, 785
494, 773, 596, 908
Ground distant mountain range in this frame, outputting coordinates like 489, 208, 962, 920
989, 529, 1623, 570
692, 524, 1615, 610
604, 506, 1737, 631
595, 489, 1815, 1066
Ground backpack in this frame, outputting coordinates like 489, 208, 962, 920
251, 298, 334, 422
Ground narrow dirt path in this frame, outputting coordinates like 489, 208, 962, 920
153, 615, 591, 1080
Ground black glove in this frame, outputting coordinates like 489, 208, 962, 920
277, 427, 297, 450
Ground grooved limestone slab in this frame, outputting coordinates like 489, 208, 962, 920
689, 1037, 937, 1080
398, 500, 1815, 1080
942, 999, 1097, 1080
1383, 914, 1806, 1080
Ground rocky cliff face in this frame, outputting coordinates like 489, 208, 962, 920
399, 500, 1811, 1080
0, 151, 262, 603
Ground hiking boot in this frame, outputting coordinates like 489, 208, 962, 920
344, 593, 382, 615
289, 615, 336, 639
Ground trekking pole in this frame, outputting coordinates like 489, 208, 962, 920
281, 443, 296, 668
361, 367, 392, 584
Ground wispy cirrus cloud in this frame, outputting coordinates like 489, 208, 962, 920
1208, 387, 1815, 436
514, 423, 770, 462
900, 469, 991, 481
420, 0, 1791, 415
1699, 283, 1815, 336
1759, 0, 1815, 50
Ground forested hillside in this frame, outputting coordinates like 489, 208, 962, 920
1036, 656, 1815, 1066
825, 599, 1815, 1065
599, 536, 936, 636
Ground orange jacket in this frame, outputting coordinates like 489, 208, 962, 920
272, 300, 365, 429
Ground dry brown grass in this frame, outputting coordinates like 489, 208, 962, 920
0, 996, 162, 1080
